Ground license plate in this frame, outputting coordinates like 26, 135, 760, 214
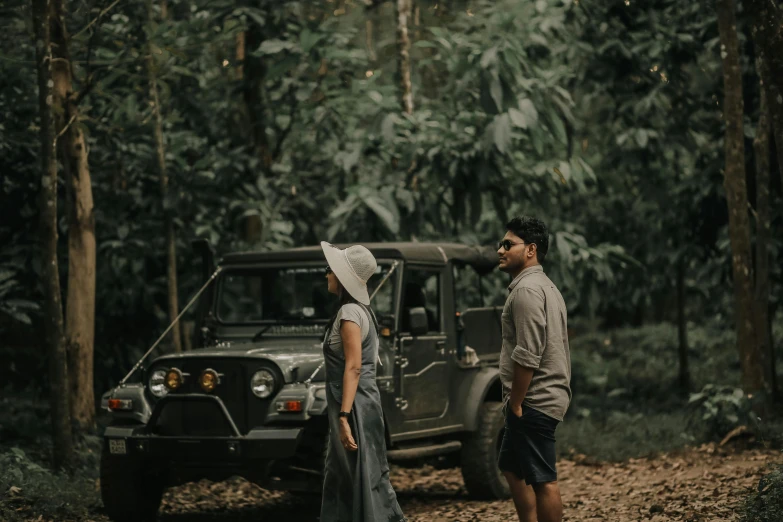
109, 439, 127, 455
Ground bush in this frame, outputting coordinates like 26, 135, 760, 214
740, 465, 783, 522
0, 442, 101, 522
687, 384, 754, 440
569, 322, 740, 410
557, 410, 696, 461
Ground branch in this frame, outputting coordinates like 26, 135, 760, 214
71, 0, 123, 41
83, 0, 110, 87
71, 76, 96, 106
53, 114, 77, 149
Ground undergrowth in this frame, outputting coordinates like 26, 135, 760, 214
739, 464, 783, 522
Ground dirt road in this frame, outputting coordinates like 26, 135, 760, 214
155, 444, 780, 522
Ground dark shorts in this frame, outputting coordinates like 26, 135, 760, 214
498, 404, 559, 485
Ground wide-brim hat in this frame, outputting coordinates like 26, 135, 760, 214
320, 241, 377, 306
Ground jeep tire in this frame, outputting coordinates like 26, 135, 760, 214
100, 444, 166, 522
460, 401, 511, 500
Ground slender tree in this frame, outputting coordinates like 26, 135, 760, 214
676, 258, 690, 391
239, 2, 267, 244
146, 0, 182, 352
50, 0, 97, 431
746, 0, 783, 189
395, 0, 414, 114
32, 0, 73, 468
752, 70, 776, 397
716, 0, 767, 399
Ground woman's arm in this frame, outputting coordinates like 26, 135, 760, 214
340, 320, 362, 413
338, 319, 362, 451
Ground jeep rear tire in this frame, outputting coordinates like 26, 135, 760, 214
100, 444, 165, 522
460, 402, 510, 500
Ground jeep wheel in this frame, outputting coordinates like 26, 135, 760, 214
100, 443, 166, 522
460, 402, 510, 500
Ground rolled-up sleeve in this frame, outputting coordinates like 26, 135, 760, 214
509, 287, 546, 369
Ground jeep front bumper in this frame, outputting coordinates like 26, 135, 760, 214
103, 394, 303, 461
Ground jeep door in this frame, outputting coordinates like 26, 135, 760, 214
397, 266, 450, 420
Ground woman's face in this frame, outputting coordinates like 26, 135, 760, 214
326, 270, 340, 295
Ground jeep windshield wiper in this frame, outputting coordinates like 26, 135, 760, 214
251, 324, 274, 343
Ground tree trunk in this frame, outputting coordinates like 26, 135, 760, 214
395, 0, 414, 114
676, 259, 690, 392
146, 0, 182, 352
716, 0, 766, 397
746, 0, 783, 190
33, 0, 73, 469
242, 20, 271, 167
240, 15, 268, 244
236, 31, 245, 80
752, 73, 777, 397
365, 19, 377, 63
50, 0, 97, 432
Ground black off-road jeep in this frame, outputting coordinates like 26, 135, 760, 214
99, 241, 509, 521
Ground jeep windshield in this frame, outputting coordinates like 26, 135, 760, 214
217, 264, 397, 324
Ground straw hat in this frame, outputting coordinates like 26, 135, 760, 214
320, 242, 377, 305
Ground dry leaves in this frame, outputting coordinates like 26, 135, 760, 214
21, 446, 779, 521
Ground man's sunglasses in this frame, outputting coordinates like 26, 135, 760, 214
325, 266, 333, 274
497, 239, 527, 251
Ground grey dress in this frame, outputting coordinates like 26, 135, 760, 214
320, 303, 406, 522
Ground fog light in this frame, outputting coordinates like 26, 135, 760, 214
165, 368, 184, 390
199, 369, 220, 392
276, 400, 303, 412
108, 399, 133, 411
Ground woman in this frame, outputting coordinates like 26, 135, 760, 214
319, 241, 406, 522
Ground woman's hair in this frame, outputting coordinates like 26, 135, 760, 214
325, 280, 360, 334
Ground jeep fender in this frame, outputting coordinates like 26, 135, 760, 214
100, 384, 153, 426
460, 366, 502, 432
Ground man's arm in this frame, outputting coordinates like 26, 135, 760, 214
509, 364, 534, 417
508, 287, 547, 417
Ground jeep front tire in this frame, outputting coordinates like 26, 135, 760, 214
100, 443, 166, 522
460, 401, 511, 500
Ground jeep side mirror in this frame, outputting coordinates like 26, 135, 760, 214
407, 307, 429, 336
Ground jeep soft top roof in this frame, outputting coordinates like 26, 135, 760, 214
220, 242, 498, 275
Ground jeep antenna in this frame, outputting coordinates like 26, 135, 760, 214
303, 260, 399, 386
119, 267, 223, 386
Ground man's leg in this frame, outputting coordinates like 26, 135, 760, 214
503, 472, 537, 522
532, 481, 562, 522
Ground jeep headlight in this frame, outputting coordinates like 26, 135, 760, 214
251, 369, 276, 398
149, 369, 168, 398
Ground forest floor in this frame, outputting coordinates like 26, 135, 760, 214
22, 442, 770, 522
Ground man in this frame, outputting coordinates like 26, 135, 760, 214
496, 216, 571, 522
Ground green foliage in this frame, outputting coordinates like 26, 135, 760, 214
557, 410, 696, 462
740, 465, 783, 522
1, 0, 781, 405
0, 395, 101, 521
569, 322, 738, 405
0, 443, 100, 522
688, 384, 754, 439
561, 320, 781, 460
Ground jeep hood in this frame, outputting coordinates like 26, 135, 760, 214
151, 338, 325, 383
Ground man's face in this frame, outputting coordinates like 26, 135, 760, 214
497, 231, 532, 274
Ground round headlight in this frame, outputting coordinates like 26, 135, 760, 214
149, 369, 168, 398
251, 369, 276, 398
165, 368, 184, 390
199, 369, 220, 393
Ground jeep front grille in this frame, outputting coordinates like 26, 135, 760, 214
149, 359, 278, 435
